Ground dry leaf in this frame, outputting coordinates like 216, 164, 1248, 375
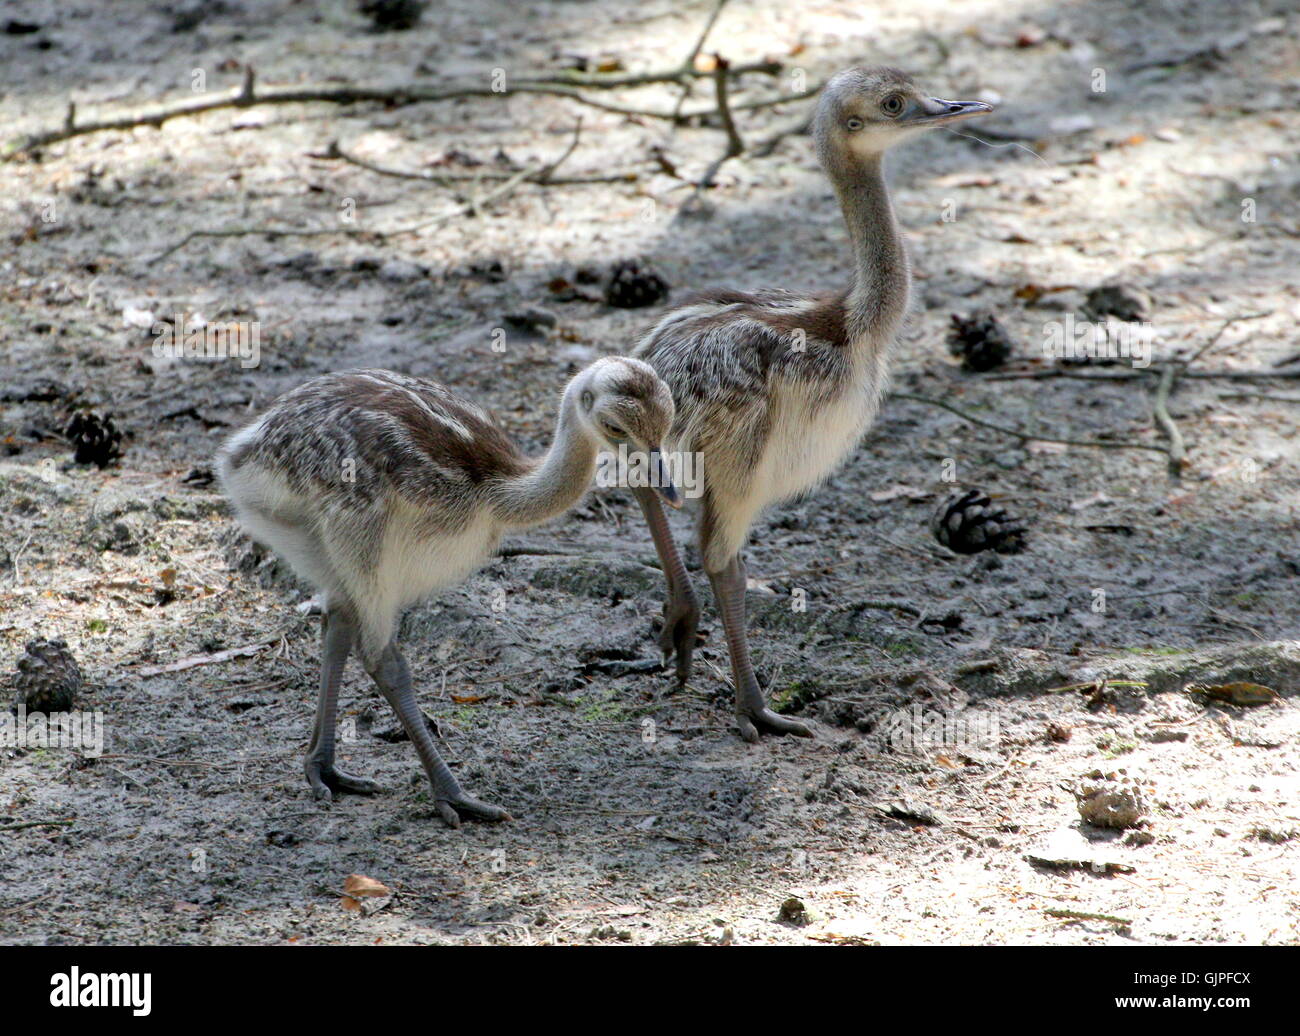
1193, 682, 1278, 707
1027, 440, 1069, 454
343, 874, 391, 898
340, 896, 362, 912
159, 567, 177, 588
450, 694, 488, 704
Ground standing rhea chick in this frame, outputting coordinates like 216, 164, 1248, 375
632, 67, 992, 742
217, 359, 679, 827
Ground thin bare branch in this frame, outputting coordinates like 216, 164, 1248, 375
985, 365, 1300, 383
1152, 365, 1187, 478
321, 139, 637, 186
2, 60, 793, 162
889, 391, 1172, 457
148, 120, 584, 261
1181, 309, 1273, 368
670, 0, 733, 119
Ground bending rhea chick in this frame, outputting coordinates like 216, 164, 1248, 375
217, 359, 679, 827
632, 66, 992, 742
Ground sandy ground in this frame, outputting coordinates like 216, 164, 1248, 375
1, 0, 1298, 944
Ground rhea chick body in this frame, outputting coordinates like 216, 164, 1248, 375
632, 67, 992, 741
217, 359, 678, 826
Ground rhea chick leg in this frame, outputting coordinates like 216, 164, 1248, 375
632, 486, 700, 684
708, 554, 814, 743
305, 606, 384, 800
364, 641, 510, 827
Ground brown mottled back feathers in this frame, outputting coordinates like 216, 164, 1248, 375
633, 289, 854, 463
223, 370, 532, 510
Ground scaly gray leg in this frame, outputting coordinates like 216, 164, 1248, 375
708, 554, 814, 743
305, 606, 384, 800
365, 640, 510, 827
633, 486, 700, 684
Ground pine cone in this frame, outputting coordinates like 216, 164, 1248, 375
604, 259, 670, 309
13, 638, 82, 713
933, 489, 1026, 555
946, 310, 1015, 372
66, 411, 123, 468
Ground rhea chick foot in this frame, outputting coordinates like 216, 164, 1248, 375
217, 359, 678, 826
634, 67, 992, 743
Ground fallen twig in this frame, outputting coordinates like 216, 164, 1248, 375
135, 637, 281, 676
690, 55, 746, 197
321, 139, 638, 186
0, 819, 75, 833
149, 223, 368, 262
1044, 907, 1133, 925
712, 58, 746, 160
1152, 365, 1187, 478
984, 365, 1300, 383
2, 60, 791, 162
149, 119, 584, 260
670, 0, 732, 120
1182, 310, 1273, 368
1152, 310, 1272, 477
538, 58, 781, 90
1217, 391, 1300, 404
1044, 680, 1148, 694
7, 532, 33, 584
889, 391, 1171, 457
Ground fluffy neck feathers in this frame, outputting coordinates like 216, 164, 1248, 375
832, 152, 911, 347
490, 383, 599, 527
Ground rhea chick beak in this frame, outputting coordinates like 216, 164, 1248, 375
648, 446, 683, 509
904, 97, 993, 127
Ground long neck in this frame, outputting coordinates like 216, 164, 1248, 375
833, 152, 911, 346
491, 387, 598, 528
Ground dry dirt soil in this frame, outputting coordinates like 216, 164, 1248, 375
1, 0, 1298, 945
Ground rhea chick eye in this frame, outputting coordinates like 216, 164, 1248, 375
881, 93, 905, 116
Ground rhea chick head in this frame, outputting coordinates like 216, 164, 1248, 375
814, 66, 992, 168
574, 356, 680, 506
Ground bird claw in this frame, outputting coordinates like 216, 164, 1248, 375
656, 593, 701, 685
736, 707, 815, 743
434, 793, 512, 828
306, 760, 384, 801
